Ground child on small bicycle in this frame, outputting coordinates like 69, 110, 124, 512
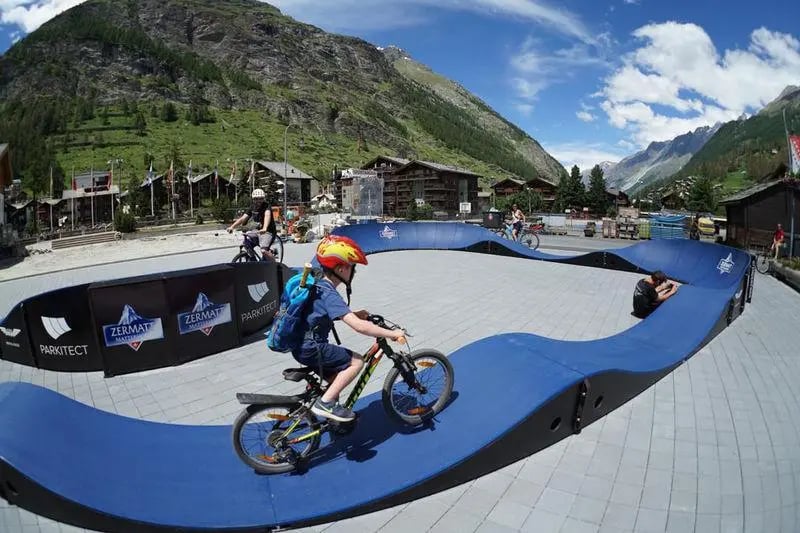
294, 235, 406, 422
510, 203, 525, 241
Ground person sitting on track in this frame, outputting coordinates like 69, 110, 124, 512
510, 203, 525, 241
632, 270, 679, 319
227, 188, 277, 258
295, 235, 406, 423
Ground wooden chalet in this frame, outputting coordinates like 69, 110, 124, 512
720, 177, 800, 256
383, 160, 480, 216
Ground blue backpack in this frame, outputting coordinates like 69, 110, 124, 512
266, 269, 318, 353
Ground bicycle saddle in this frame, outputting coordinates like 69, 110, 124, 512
282, 367, 315, 382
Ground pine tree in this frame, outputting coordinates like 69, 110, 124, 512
587, 164, 609, 215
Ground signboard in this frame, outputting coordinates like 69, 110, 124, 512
342, 168, 379, 179
164, 265, 239, 364
24, 283, 103, 372
0, 303, 36, 367
89, 275, 175, 377
232, 261, 281, 338
459, 202, 472, 214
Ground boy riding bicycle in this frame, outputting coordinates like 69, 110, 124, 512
294, 235, 405, 422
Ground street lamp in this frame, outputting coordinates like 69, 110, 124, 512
283, 122, 301, 232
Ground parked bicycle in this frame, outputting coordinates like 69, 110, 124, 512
231, 314, 454, 474
495, 221, 542, 250
230, 229, 284, 264
754, 246, 772, 274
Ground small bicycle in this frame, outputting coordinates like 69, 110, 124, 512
231, 314, 454, 474
496, 221, 542, 250
230, 229, 284, 264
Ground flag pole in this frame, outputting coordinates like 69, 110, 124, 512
188, 160, 193, 218
49, 166, 53, 233
90, 165, 95, 228
70, 166, 74, 231
149, 161, 155, 217
170, 159, 176, 220
110, 159, 115, 224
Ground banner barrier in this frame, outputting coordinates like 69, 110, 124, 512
0, 259, 286, 377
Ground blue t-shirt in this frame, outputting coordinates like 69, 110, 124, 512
295, 279, 351, 355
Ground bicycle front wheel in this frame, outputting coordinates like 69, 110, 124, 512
755, 253, 770, 274
521, 232, 540, 250
382, 350, 454, 426
232, 251, 254, 263
232, 402, 321, 474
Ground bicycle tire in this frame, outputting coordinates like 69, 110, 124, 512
382, 349, 454, 426
269, 235, 284, 264
231, 251, 254, 263
755, 254, 770, 274
231, 401, 321, 474
521, 232, 540, 250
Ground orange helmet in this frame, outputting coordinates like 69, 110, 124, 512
316, 235, 368, 270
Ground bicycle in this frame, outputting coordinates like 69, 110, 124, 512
754, 241, 784, 274
230, 229, 284, 264
495, 221, 542, 250
231, 314, 455, 474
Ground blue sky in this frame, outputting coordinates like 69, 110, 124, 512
2, 0, 799, 170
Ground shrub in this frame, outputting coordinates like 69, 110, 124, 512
212, 197, 232, 223
195, 213, 204, 225
114, 211, 137, 233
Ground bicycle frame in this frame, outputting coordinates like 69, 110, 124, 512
279, 338, 400, 445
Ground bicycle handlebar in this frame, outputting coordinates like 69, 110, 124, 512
366, 314, 410, 343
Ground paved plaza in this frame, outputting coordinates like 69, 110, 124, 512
1, 240, 798, 532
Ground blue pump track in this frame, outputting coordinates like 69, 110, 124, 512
0, 222, 753, 531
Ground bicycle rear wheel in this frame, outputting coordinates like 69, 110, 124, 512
382, 350, 454, 426
521, 232, 540, 250
268, 235, 284, 264
755, 253, 770, 274
232, 402, 321, 474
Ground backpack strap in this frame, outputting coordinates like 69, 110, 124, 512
331, 322, 342, 346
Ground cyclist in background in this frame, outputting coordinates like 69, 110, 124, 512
510, 203, 525, 241
227, 188, 278, 258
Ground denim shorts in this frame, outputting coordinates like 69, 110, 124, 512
293, 343, 353, 375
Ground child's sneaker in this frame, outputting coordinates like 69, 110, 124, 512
311, 398, 355, 422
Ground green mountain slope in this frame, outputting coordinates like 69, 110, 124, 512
0, 0, 566, 196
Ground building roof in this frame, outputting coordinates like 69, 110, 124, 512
256, 161, 315, 180
395, 159, 481, 177
361, 155, 412, 170
719, 177, 800, 205
491, 177, 526, 188
188, 171, 215, 184
527, 175, 558, 187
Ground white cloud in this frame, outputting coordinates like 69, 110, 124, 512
576, 110, 596, 122
515, 103, 534, 116
1, 0, 85, 33
542, 141, 624, 172
269, 0, 594, 43
599, 22, 800, 146
510, 37, 608, 103
623, 0, 639, 4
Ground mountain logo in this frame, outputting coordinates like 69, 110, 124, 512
41, 316, 71, 340
0, 326, 21, 338
247, 282, 269, 303
177, 293, 232, 336
717, 253, 735, 274
379, 225, 398, 239
102, 305, 164, 351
